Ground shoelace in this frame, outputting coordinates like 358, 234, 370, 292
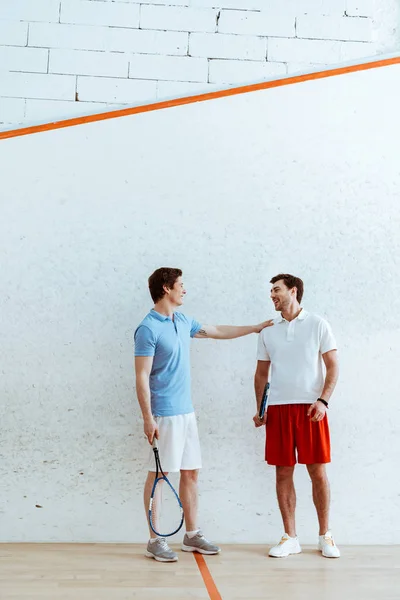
198, 533, 211, 543
278, 536, 289, 545
323, 536, 335, 546
158, 538, 170, 551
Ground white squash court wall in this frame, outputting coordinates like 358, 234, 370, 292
1, 59, 400, 544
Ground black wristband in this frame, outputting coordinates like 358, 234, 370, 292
317, 398, 329, 408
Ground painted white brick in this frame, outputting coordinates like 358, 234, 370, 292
267, 0, 347, 16
0, 0, 60, 23
140, 5, 217, 33
29, 23, 109, 51
297, 15, 373, 42
0, 73, 76, 101
268, 37, 342, 63
129, 55, 208, 82
24, 98, 125, 122
218, 10, 295, 38
0, 47, 48, 73
60, 0, 140, 29
137, 0, 189, 5
346, 0, 375, 17
49, 49, 128, 77
77, 75, 157, 103
190, 33, 266, 60
209, 58, 286, 83
286, 62, 330, 74
156, 80, 220, 98
0, 21, 28, 46
339, 40, 377, 60
107, 28, 188, 55
29, 23, 188, 55
191, 0, 266, 9
84, 0, 190, 3
192, 0, 346, 11
0, 97, 25, 123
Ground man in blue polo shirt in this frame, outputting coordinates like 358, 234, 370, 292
135, 267, 272, 562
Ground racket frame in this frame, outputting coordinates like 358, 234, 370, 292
148, 438, 184, 537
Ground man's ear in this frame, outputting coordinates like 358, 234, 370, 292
163, 285, 171, 296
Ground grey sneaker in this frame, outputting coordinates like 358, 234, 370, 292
145, 538, 178, 562
181, 530, 221, 555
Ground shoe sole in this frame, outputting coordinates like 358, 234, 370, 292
269, 548, 302, 558
181, 544, 221, 555
320, 550, 341, 558
318, 545, 340, 558
145, 551, 178, 562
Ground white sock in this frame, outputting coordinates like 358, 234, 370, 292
149, 537, 160, 544
186, 529, 200, 538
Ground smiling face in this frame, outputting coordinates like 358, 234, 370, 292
270, 279, 297, 312
165, 276, 186, 307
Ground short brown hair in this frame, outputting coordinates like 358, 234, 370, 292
270, 273, 304, 304
148, 267, 182, 303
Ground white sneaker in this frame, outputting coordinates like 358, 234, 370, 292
318, 530, 341, 558
269, 533, 302, 558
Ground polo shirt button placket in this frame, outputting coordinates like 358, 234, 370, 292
287, 321, 295, 342
172, 319, 178, 335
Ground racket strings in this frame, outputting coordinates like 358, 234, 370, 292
150, 476, 183, 537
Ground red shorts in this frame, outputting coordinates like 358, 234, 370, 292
265, 404, 331, 466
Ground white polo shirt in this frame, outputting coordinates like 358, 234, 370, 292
257, 309, 337, 406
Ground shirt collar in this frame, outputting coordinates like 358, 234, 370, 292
277, 308, 308, 323
150, 308, 172, 322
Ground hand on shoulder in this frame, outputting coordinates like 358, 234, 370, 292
255, 319, 275, 333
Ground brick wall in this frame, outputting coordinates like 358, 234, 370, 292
0, 0, 399, 127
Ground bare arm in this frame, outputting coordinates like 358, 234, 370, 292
194, 320, 274, 340
321, 349, 339, 402
307, 349, 339, 421
253, 360, 271, 427
135, 356, 158, 443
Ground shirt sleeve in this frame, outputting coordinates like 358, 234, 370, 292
256, 332, 271, 361
319, 319, 337, 354
134, 325, 156, 357
190, 318, 202, 338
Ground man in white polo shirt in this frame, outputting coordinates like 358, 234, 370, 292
253, 274, 340, 559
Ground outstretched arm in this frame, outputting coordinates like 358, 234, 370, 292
194, 320, 274, 340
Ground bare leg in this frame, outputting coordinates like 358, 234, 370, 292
307, 463, 330, 535
144, 471, 167, 538
276, 466, 296, 537
179, 469, 199, 532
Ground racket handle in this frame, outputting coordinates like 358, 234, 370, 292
259, 382, 270, 418
152, 437, 159, 449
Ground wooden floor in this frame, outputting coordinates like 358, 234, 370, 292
1, 543, 399, 600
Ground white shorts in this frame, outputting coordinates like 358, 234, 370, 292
148, 412, 202, 473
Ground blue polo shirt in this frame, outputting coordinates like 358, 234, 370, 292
134, 309, 202, 417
